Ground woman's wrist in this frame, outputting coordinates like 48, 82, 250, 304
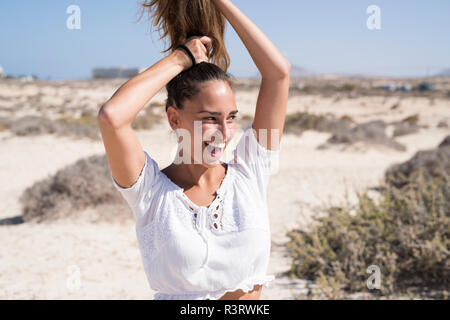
169, 49, 192, 72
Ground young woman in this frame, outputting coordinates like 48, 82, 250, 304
98, 0, 290, 300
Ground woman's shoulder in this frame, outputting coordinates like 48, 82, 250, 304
227, 124, 281, 177
111, 151, 172, 216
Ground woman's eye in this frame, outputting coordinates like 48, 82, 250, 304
203, 116, 236, 121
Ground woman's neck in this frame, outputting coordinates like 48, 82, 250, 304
162, 162, 227, 190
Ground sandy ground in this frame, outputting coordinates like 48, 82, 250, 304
0, 79, 449, 299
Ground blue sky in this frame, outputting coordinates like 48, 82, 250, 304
0, 0, 449, 80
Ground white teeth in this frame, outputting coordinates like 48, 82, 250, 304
205, 142, 225, 148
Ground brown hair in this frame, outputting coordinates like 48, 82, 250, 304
138, 0, 230, 71
138, 0, 235, 112
165, 62, 235, 112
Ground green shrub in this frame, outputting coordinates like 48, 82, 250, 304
286, 136, 450, 299
339, 83, 356, 92
401, 114, 420, 125
326, 120, 406, 151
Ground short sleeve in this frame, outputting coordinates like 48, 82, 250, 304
231, 124, 281, 197
111, 151, 160, 210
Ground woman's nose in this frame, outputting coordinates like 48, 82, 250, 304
220, 121, 232, 143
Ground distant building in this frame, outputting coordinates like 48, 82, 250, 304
0, 65, 5, 78
399, 84, 412, 92
294, 82, 304, 89
418, 82, 434, 91
92, 66, 139, 79
384, 84, 397, 91
19, 75, 36, 82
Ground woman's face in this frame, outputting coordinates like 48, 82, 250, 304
168, 80, 238, 167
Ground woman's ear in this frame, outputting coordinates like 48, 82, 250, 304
167, 106, 180, 129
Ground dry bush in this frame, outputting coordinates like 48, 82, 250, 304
385, 135, 450, 189
392, 122, 420, 137
401, 114, 420, 125
131, 107, 162, 130
0, 115, 100, 140
285, 113, 406, 151
55, 114, 100, 140
437, 121, 448, 129
19, 154, 131, 223
340, 114, 354, 122
0, 115, 57, 136
284, 112, 353, 136
338, 83, 356, 92
391, 114, 421, 137
286, 135, 450, 299
326, 120, 406, 151
390, 103, 401, 110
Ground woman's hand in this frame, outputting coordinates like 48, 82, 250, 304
176, 36, 213, 70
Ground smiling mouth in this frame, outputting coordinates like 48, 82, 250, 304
204, 141, 226, 158
204, 141, 226, 149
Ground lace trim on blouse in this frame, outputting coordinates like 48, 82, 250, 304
153, 274, 275, 300
159, 162, 232, 233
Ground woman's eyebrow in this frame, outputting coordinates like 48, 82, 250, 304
197, 110, 239, 115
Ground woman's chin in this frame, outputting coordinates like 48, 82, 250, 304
187, 145, 227, 167
201, 156, 223, 167
202, 145, 225, 165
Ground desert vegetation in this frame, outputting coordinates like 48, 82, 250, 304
18, 154, 132, 224
283, 112, 429, 151
286, 135, 450, 299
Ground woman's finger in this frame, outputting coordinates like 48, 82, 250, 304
200, 36, 212, 50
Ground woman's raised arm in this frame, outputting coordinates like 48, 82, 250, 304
212, 0, 290, 149
99, 51, 187, 130
98, 36, 211, 188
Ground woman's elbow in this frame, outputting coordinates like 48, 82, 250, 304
269, 60, 291, 80
98, 103, 121, 129
280, 59, 291, 77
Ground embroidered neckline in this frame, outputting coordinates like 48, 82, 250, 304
159, 161, 232, 210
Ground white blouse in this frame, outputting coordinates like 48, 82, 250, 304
111, 124, 281, 300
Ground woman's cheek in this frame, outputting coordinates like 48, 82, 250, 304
202, 125, 226, 143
